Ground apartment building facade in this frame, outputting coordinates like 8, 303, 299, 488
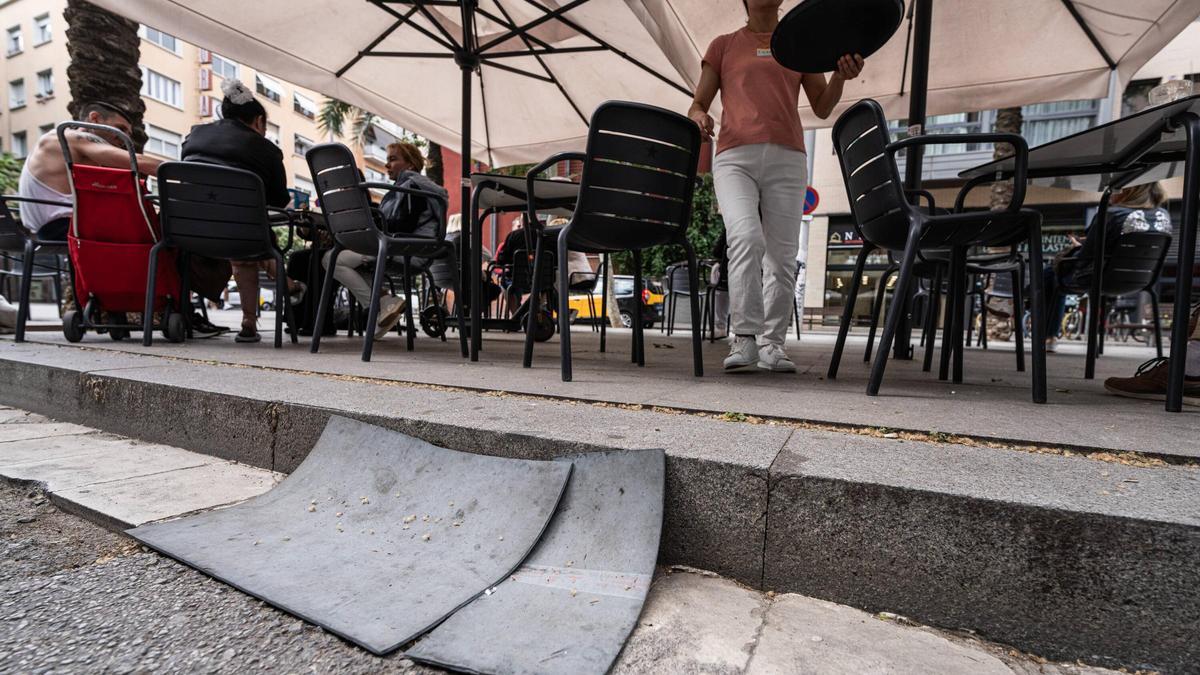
0, 0, 398, 205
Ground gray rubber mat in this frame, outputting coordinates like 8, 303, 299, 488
407, 449, 665, 674
128, 416, 571, 655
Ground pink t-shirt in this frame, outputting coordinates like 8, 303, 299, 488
703, 27, 806, 156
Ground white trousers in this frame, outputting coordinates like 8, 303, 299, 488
322, 250, 380, 307
713, 143, 808, 346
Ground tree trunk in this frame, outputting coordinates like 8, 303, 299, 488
604, 257, 622, 327
426, 141, 444, 185
65, 0, 147, 150
990, 107, 1023, 211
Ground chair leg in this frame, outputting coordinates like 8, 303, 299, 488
402, 259, 416, 352
965, 275, 976, 349
360, 241, 389, 362
685, 243, 704, 377
632, 250, 645, 367
864, 267, 895, 363
141, 241, 165, 347
1026, 222, 1047, 404
588, 290, 597, 332
51, 260, 63, 318
827, 245, 870, 379
180, 252, 193, 340
1150, 289, 1163, 359
557, 235, 573, 382
951, 250, 968, 384
938, 253, 961, 381
311, 244, 341, 354
1098, 298, 1108, 356
523, 236, 547, 368
15, 239, 36, 343
599, 254, 609, 353
446, 246, 468, 358
1012, 268, 1026, 372
868, 226, 922, 396
274, 253, 286, 349
922, 264, 943, 373
978, 283, 989, 349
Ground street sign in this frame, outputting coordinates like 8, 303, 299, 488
804, 187, 820, 215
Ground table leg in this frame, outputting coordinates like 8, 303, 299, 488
1166, 113, 1199, 412
469, 189, 483, 362
1085, 189, 1111, 380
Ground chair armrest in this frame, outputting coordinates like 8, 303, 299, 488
0, 194, 73, 208
525, 152, 585, 234
889, 133, 1030, 212
359, 181, 448, 205
266, 207, 297, 252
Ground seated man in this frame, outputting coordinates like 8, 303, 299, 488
322, 141, 448, 340
181, 79, 303, 343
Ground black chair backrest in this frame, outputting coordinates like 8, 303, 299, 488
0, 199, 27, 253
667, 263, 694, 295
567, 101, 701, 252
1102, 231, 1171, 296
305, 143, 379, 255
157, 162, 273, 260
832, 99, 910, 251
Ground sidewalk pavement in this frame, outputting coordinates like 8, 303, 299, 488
0, 405, 1114, 674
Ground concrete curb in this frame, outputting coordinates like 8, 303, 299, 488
1, 348, 1197, 672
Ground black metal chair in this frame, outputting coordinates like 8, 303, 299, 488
1062, 231, 1171, 366
148, 162, 298, 348
568, 270, 600, 331
663, 262, 705, 337
306, 142, 466, 362
0, 196, 69, 342
827, 99, 1047, 403
523, 101, 704, 382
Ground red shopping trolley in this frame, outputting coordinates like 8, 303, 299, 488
57, 121, 184, 342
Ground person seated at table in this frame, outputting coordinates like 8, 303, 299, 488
321, 141, 448, 341
1104, 304, 1200, 406
1041, 182, 1172, 352
181, 79, 305, 343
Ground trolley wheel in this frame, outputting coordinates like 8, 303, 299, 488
529, 309, 556, 343
164, 312, 186, 343
419, 305, 448, 338
109, 327, 131, 341
62, 310, 84, 343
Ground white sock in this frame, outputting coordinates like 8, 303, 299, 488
1187, 340, 1200, 378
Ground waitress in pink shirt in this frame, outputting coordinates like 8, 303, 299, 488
690, 0, 864, 373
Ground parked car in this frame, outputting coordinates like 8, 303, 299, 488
569, 274, 664, 328
222, 280, 275, 311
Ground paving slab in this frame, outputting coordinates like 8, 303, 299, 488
0, 422, 95, 443
0, 438, 212, 491
747, 594, 1013, 675
0, 434, 156, 467
0, 408, 49, 424
55, 461, 280, 529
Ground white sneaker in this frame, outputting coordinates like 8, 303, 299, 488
723, 336, 759, 371
0, 295, 16, 333
757, 343, 797, 373
374, 296, 407, 341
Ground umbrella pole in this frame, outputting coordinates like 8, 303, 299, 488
462, 64, 481, 361
895, 0, 932, 360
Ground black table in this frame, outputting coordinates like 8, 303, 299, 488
465, 173, 579, 360
962, 94, 1200, 412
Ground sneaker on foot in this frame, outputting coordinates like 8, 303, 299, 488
1044, 337, 1058, 353
723, 336, 759, 371
1104, 357, 1200, 406
235, 324, 261, 343
757, 343, 797, 373
374, 296, 407, 341
190, 312, 227, 339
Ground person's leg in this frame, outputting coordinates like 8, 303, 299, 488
187, 256, 232, 335
712, 145, 765, 369
1042, 266, 1065, 345
757, 145, 807, 350
231, 261, 261, 339
320, 249, 404, 339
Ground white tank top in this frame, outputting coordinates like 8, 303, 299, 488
17, 165, 73, 233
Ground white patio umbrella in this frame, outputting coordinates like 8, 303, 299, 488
90, 0, 696, 359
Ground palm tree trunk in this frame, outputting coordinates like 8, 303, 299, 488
65, 0, 147, 150
426, 141, 444, 185
990, 107, 1023, 210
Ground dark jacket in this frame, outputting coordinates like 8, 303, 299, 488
181, 119, 290, 208
378, 170, 448, 239
1061, 206, 1172, 286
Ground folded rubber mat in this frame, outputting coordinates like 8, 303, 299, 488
128, 415, 572, 655
407, 448, 665, 674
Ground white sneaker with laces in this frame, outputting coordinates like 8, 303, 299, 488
757, 343, 797, 373
723, 336, 759, 371
374, 296, 407, 340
